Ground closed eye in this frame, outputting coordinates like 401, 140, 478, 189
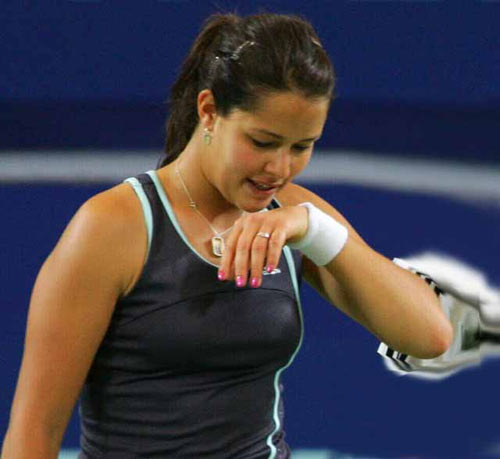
251, 138, 312, 152
292, 145, 311, 152
251, 139, 274, 149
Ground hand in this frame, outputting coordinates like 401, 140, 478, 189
217, 205, 308, 287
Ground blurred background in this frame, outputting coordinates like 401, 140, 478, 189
1, 1, 499, 458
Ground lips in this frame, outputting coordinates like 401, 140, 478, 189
248, 178, 283, 190
248, 179, 275, 191
246, 179, 280, 196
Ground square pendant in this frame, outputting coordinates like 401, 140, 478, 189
212, 236, 225, 257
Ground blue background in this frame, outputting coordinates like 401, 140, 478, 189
2, 1, 499, 161
2, 1, 500, 457
2, 181, 499, 457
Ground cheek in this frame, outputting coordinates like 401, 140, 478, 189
290, 152, 312, 177
225, 144, 261, 176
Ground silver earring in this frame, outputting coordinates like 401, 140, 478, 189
203, 128, 212, 146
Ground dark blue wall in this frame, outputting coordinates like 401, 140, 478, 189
1, 181, 499, 457
3, 1, 500, 161
2, 2, 500, 454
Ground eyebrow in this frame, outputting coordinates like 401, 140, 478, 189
250, 128, 320, 142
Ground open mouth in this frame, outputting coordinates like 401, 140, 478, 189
247, 179, 277, 192
246, 179, 283, 197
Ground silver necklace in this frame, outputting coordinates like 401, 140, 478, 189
175, 161, 241, 257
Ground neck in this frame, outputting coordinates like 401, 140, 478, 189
163, 141, 241, 225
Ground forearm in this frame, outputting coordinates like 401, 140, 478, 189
2, 425, 61, 459
325, 237, 453, 359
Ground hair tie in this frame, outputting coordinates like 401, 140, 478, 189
230, 40, 256, 60
214, 41, 256, 63
311, 37, 322, 48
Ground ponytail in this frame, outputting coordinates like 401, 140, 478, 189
158, 12, 334, 168
159, 14, 239, 167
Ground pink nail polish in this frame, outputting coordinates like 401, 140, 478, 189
266, 265, 274, 273
236, 275, 245, 287
218, 270, 226, 281
250, 277, 259, 288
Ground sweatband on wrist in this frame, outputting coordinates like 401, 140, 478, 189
288, 202, 349, 266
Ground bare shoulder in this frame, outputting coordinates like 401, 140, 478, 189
3, 182, 148, 440
276, 182, 367, 245
82, 181, 144, 228
54, 181, 148, 297
276, 182, 329, 208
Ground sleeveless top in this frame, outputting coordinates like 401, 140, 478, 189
78, 170, 304, 458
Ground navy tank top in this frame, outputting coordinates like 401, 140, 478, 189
78, 170, 304, 458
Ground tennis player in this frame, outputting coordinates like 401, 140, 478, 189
1, 12, 453, 458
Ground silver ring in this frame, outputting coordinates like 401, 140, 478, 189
256, 232, 271, 239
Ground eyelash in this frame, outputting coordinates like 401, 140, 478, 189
251, 139, 310, 152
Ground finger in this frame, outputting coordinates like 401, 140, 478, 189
233, 221, 261, 287
264, 228, 286, 274
218, 222, 243, 282
249, 230, 272, 288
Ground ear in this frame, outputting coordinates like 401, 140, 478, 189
197, 89, 218, 130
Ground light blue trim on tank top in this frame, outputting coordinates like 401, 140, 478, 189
123, 177, 153, 259
145, 170, 303, 456
266, 204, 304, 459
145, 169, 273, 269
145, 169, 219, 268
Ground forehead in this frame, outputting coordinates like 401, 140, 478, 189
227, 91, 329, 140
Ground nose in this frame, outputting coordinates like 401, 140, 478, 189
263, 148, 291, 179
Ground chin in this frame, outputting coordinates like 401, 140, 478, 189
231, 181, 278, 212
241, 197, 275, 213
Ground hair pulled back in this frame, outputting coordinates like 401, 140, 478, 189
159, 12, 335, 167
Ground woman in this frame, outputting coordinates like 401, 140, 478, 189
2, 12, 453, 458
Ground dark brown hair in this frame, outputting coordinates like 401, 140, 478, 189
158, 12, 335, 167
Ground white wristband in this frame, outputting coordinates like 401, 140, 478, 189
288, 202, 349, 266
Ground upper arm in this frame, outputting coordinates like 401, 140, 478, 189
7, 184, 147, 441
276, 183, 370, 321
